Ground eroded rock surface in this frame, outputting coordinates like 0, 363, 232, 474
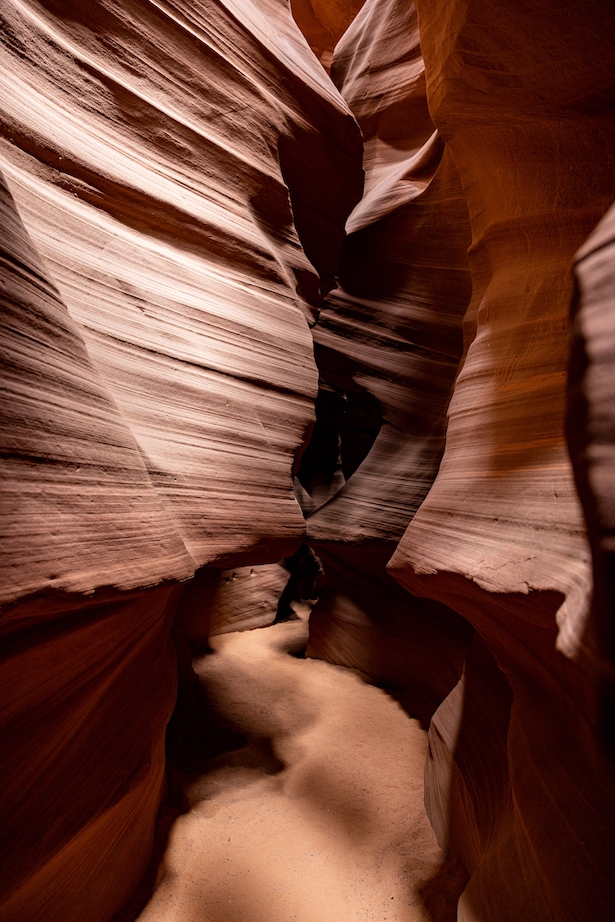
1, 0, 363, 579
569, 201, 615, 767
0, 3, 362, 919
290, 0, 366, 70
298, 0, 474, 736
387, 1, 615, 919
3, 1, 615, 921
306, 0, 472, 543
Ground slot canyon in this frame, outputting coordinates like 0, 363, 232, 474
2, 0, 615, 919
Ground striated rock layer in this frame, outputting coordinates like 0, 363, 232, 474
306, 0, 472, 543
302, 0, 475, 732
0, 0, 364, 584
0, 3, 362, 920
387, 1, 615, 920
569, 202, 615, 767
4, 1, 615, 921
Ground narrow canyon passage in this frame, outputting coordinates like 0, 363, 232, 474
137, 610, 444, 922
3, 2, 615, 920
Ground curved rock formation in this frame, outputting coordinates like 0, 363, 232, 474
0, 3, 362, 919
4, 1, 615, 920
387, 1, 615, 919
302, 0, 474, 741
306, 0, 472, 543
0, 0, 364, 578
290, 0, 365, 70
569, 201, 615, 767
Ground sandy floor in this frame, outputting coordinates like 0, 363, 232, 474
137, 610, 443, 922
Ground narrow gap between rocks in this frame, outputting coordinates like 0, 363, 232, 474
113, 7, 465, 920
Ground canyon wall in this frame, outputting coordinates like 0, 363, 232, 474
298, 0, 615, 918
3, 0, 615, 920
302, 0, 476, 730
568, 201, 615, 771
382, 0, 615, 919
0, 2, 362, 919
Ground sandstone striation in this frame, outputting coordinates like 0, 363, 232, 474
569, 201, 615, 767
0, 0, 363, 579
3, 0, 615, 920
302, 0, 475, 748
177, 562, 291, 642
387, 1, 615, 919
0, 2, 362, 919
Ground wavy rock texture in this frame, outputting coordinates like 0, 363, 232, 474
306, 0, 472, 543
290, 0, 365, 70
1, 0, 364, 577
1, 172, 188, 922
387, 1, 615, 919
5, 2, 615, 921
1, 584, 181, 922
0, 3, 362, 920
302, 0, 474, 740
569, 202, 615, 767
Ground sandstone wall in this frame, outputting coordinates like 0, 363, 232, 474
290, 0, 365, 70
291, 0, 615, 918
387, 1, 615, 919
0, 3, 362, 919
3, 1, 615, 920
302, 0, 475, 730
568, 201, 615, 769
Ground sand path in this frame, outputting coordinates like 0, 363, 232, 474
137, 611, 442, 922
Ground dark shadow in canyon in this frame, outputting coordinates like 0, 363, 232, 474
296, 381, 383, 504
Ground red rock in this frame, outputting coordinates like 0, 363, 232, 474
177, 562, 291, 641
569, 201, 615, 766
290, 0, 366, 70
0, 584, 180, 922
0, 173, 193, 604
303, 0, 474, 767
388, 1, 615, 918
3, 1, 615, 920
0, 3, 362, 919
306, 0, 472, 544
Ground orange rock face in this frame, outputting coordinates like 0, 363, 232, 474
3, 0, 615, 920
386, 0, 615, 918
303, 0, 475, 767
0, 2, 362, 919
306, 0, 472, 544
290, 0, 366, 70
569, 202, 615, 766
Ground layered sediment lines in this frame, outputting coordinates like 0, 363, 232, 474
0, 3, 362, 919
387, 1, 615, 919
569, 202, 615, 765
302, 0, 474, 727
4, 1, 615, 920
0, 0, 363, 581
307, 0, 472, 543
